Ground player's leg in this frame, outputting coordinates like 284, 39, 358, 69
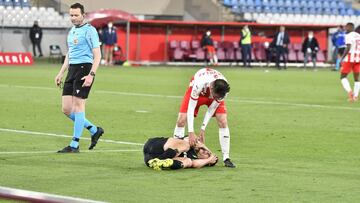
173, 157, 192, 169
215, 112, 235, 168
335, 48, 341, 71
109, 45, 113, 65
340, 62, 353, 101
352, 64, 360, 100
303, 52, 308, 68
164, 138, 190, 155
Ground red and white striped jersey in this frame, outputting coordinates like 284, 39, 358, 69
344, 31, 360, 63
189, 68, 228, 101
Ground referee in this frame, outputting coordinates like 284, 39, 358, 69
55, 3, 104, 153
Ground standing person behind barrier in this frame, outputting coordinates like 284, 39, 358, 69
201, 29, 218, 66
302, 31, 319, 69
240, 25, 252, 67
102, 22, 117, 66
271, 26, 290, 70
29, 20, 43, 57
332, 26, 346, 71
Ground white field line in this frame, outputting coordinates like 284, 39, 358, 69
0, 128, 144, 146
0, 149, 141, 155
0, 84, 360, 111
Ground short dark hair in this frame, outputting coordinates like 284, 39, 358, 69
346, 22, 355, 29
213, 79, 230, 99
70, 3, 85, 14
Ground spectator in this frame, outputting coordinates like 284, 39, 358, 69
331, 26, 346, 71
239, 25, 252, 67
302, 31, 319, 69
102, 22, 117, 66
29, 20, 43, 57
271, 26, 290, 70
201, 29, 218, 66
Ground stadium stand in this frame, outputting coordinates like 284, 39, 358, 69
0, 0, 71, 28
222, 0, 360, 25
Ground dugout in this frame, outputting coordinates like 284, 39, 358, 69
88, 10, 337, 64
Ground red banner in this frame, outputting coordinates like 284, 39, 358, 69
0, 52, 33, 65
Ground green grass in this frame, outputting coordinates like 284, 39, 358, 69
0, 64, 360, 202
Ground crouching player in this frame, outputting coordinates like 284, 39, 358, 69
143, 137, 218, 170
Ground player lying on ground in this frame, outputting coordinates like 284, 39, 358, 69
143, 137, 218, 170
173, 68, 235, 168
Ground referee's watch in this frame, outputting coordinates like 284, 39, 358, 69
89, 71, 95, 77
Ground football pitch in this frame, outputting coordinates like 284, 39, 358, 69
0, 64, 360, 202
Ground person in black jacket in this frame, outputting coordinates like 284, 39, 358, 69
271, 26, 290, 70
29, 21, 43, 57
201, 29, 218, 65
302, 31, 319, 69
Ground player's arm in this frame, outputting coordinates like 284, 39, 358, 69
341, 44, 351, 62
55, 52, 69, 87
187, 84, 201, 146
198, 100, 220, 143
82, 27, 102, 87
191, 154, 218, 168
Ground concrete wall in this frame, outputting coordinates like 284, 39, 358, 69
0, 28, 68, 56
59, 0, 184, 16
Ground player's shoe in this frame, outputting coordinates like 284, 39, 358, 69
353, 96, 358, 101
348, 91, 354, 102
148, 158, 174, 171
224, 158, 236, 168
89, 127, 104, 150
57, 146, 79, 153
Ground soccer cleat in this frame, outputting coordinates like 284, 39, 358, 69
348, 91, 354, 102
148, 158, 174, 171
57, 146, 79, 153
89, 127, 104, 150
353, 96, 358, 102
224, 158, 236, 168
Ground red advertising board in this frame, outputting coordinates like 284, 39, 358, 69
0, 52, 33, 65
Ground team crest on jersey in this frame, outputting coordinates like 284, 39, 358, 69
73, 38, 78, 45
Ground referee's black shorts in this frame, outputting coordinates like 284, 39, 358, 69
143, 137, 168, 165
62, 63, 94, 99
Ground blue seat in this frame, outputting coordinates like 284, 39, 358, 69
322, 1, 330, 8
292, 0, 300, 8
277, 0, 285, 7
231, 5, 240, 14
232, 0, 240, 6
315, 1, 322, 8
331, 8, 339, 15
254, 0, 262, 7
330, 1, 338, 9
255, 5, 262, 12
308, 7, 316, 15
245, 0, 254, 6
315, 7, 323, 15
269, 0, 277, 7
323, 7, 332, 15
300, 0, 307, 8
294, 7, 301, 14
301, 7, 309, 14
0, 0, 3, 6
223, 0, 233, 7
307, 0, 315, 8
286, 6, 294, 14
262, 0, 270, 7
346, 8, 354, 15
284, 0, 291, 7
339, 8, 347, 16
270, 6, 278, 13
263, 6, 271, 13
246, 5, 255, 12
13, 0, 20, 7
4, 0, 13, 7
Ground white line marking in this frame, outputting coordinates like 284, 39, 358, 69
0, 84, 359, 111
135, 110, 148, 113
0, 128, 144, 146
0, 149, 141, 155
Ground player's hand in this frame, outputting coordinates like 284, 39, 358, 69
208, 154, 218, 164
55, 73, 63, 87
188, 132, 197, 147
81, 75, 93, 87
199, 129, 205, 144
